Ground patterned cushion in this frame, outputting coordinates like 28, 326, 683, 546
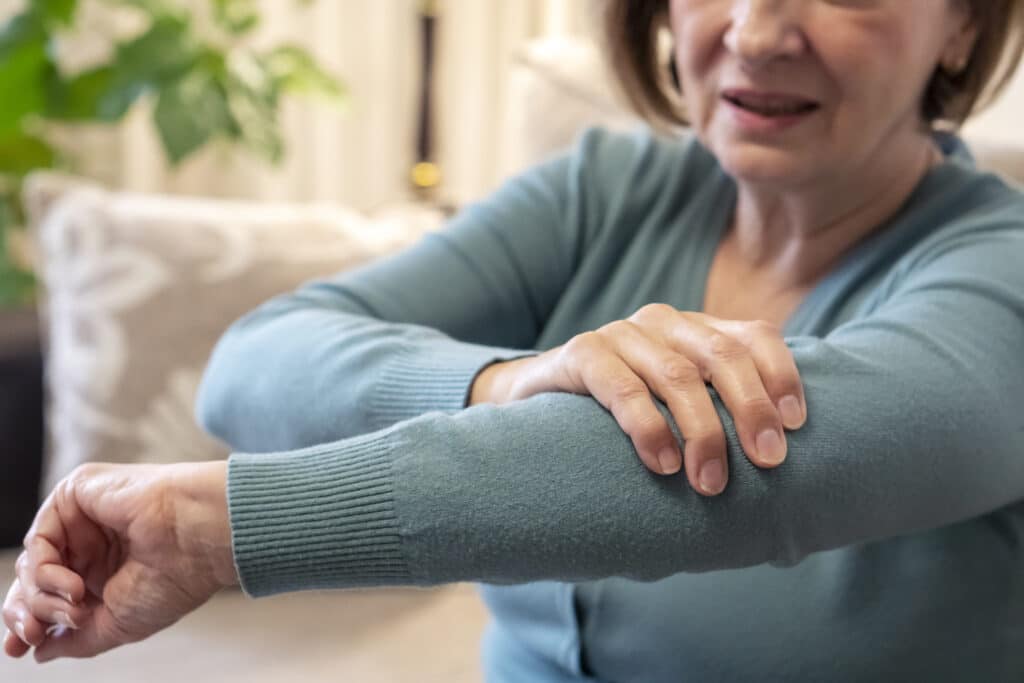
23, 173, 443, 493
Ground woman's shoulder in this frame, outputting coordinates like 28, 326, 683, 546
552, 125, 732, 235
565, 124, 723, 188
884, 142, 1024, 290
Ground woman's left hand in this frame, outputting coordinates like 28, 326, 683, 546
2, 461, 236, 663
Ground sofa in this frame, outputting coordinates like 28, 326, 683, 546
3, 36, 1023, 683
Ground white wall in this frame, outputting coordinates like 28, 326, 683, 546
963, 61, 1024, 145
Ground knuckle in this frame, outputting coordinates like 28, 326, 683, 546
749, 319, 781, 337
563, 331, 598, 358
708, 332, 746, 361
775, 376, 804, 397
597, 319, 631, 337
630, 302, 672, 324
690, 429, 728, 455
610, 377, 649, 404
70, 462, 101, 483
627, 412, 667, 443
661, 359, 701, 387
744, 395, 779, 419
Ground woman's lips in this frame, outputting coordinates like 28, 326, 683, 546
720, 90, 821, 134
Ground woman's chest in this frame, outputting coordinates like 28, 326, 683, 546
701, 249, 811, 328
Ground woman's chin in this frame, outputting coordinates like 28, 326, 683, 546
713, 146, 818, 188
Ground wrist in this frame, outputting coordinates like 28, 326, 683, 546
469, 355, 537, 406
169, 461, 239, 590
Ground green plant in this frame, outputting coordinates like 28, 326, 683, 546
0, 0, 344, 307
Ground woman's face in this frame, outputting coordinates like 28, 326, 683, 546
668, 0, 975, 187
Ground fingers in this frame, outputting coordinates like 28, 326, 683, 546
17, 537, 86, 606
34, 563, 87, 607
562, 331, 682, 476
4, 628, 30, 658
33, 595, 126, 663
23, 585, 86, 632
599, 322, 730, 495
663, 316, 789, 469
709, 318, 807, 430
14, 549, 87, 631
3, 580, 48, 651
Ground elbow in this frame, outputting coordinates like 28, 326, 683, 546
194, 331, 247, 449
194, 352, 228, 445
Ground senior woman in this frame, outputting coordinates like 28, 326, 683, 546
5, 0, 1024, 680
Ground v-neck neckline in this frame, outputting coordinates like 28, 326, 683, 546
691, 150, 958, 337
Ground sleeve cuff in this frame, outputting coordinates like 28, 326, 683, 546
227, 430, 410, 597
367, 340, 537, 429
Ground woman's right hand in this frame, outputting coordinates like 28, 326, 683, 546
3, 461, 236, 663
469, 304, 807, 496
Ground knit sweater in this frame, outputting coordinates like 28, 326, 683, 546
195, 127, 1024, 682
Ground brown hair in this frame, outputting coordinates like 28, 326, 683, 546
602, 0, 1024, 130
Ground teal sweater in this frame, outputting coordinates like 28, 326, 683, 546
196, 127, 1024, 682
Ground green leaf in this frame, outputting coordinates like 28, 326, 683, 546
212, 0, 260, 35
0, 196, 35, 308
102, 15, 201, 119
0, 11, 45, 62
154, 69, 235, 164
223, 54, 283, 162
0, 40, 48, 137
105, 0, 179, 17
263, 45, 345, 101
39, 0, 78, 27
0, 133, 56, 176
0, 257, 37, 308
44, 65, 117, 120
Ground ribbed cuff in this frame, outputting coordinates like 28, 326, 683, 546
368, 341, 537, 428
228, 430, 410, 597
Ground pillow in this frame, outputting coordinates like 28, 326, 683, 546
24, 173, 443, 493
499, 37, 642, 179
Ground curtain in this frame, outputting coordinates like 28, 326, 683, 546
91, 0, 596, 210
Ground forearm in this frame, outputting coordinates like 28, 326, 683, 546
196, 305, 535, 453
227, 321, 1024, 596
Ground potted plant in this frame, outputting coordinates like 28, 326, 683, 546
0, 0, 345, 308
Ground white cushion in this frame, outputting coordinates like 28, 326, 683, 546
23, 173, 444, 492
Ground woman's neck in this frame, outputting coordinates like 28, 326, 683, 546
728, 131, 943, 290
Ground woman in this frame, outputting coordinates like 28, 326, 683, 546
5, 0, 1024, 680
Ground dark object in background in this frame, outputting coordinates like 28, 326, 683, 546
0, 307, 44, 548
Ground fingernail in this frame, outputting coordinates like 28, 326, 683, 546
658, 448, 681, 475
699, 459, 726, 495
779, 395, 803, 429
15, 621, 26, 642
55, 612, 78, 630
757, 428, 787, 465
60, 592, 74, 605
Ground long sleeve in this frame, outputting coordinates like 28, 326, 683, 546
195, 129, 608, 452
225, 208, 1024, 597
197, 126, 1024, 598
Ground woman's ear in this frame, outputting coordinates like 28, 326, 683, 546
941, 1, 980, 75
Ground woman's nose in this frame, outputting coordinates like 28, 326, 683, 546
723, 0, 806, 69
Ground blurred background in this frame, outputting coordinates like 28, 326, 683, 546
0, 1, 1022, 681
